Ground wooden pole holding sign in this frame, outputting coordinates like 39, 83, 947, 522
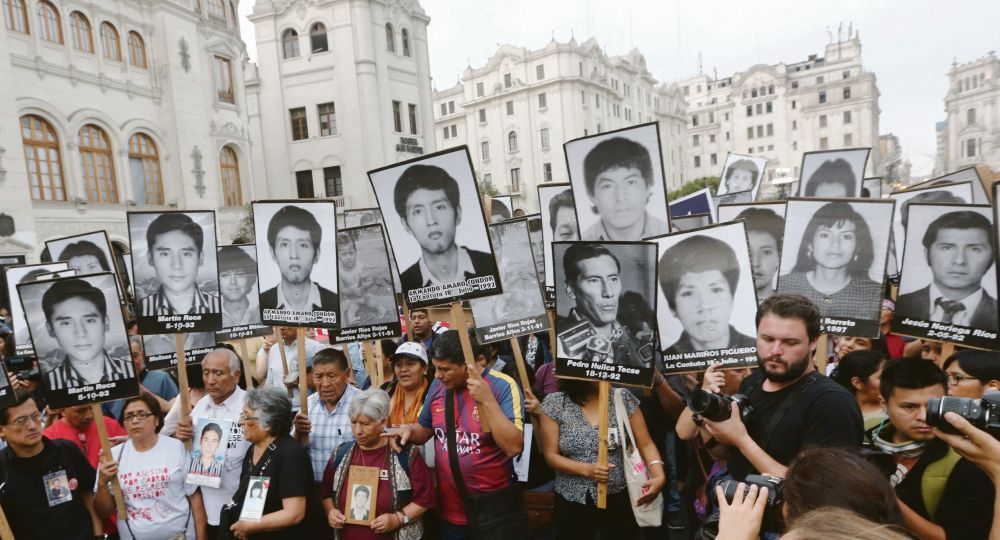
450, 302, 490, 433
374, 339, 385, 387
402, 300, 415, 343
296, 328, 309, 446
274, 328, 292, 397
548, 311, 558, 360
596, 380, 610, 509
509, 338, 532, 393
939, 342, 955, 368
0, 506, 15, 540
91, 403, 128, 519
238, 339, 254, 390
362, 340, 382, 388
174, 333, 192, 451
813, 334, 828, 375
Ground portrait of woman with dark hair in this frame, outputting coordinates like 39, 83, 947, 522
658, 235, 756, 354
57, 240, 112, 274
734, 207, 785, 302
779, 202, 882, 319
803, 158, 857, 198
718, 159, 760, 196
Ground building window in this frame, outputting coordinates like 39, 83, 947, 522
128, 133, 163, 205
766, 102, 773, 113
206, 0, 227, 24
818, 90, 826, 104
966, 139, 977, 157
408, 103, 417, 135
792, 120, 797, 130
819, 115, 827, 128
219, 146, 241, 206
100, 22, 121, 61
843, 87, 851, 100
710, 153, 718, 166
310, 22, 328, 53
78, 124, 119, 203
478, 109, 486, 123
816, 76, 824, 85
3, 0, 28, 33
448, 101, 454, 114
536, 64, 544, 80
756, 125, 763, 137
842, 70, 850, 79
214, 55, 234, 103
128, 32, 146, 68
540, 128, 549, 149
538, 93, 547, 109
70, 12, 93, 53
844, 134, 853, 146
289, 107, 308, 140
967, 108, 976, 126
401, 28, 410, 56
442, 127, 449, 140
747, 127, 754, 139
746, 105, 752, 117
392, 100, 402, 132
510, 167, 521, 192
791, 81, 799, 89
692, 134, 700, 146
36, 1, 62, 44
504, 73, 511, 88
323, 166, 342, 197
508, 131, 518, 152
440, 103, 447, 117
450, 125, 457, 137
751, 88, 758, 98
476, 82, 484, 97
481, 141, 490, 161
506, 101, 514, 116
725, 131, 730, 140
755, 103, 762, 115
281, 29, 299, 59
318, 102, 337, 136
766, 123, 774, 136
482, 173, 492, 191
709, 134, 716, 143
692, 114, 699, 126
768, 84, 775, 94
295, 170, 314, 198
595, 94, 600, 108
543, 162, 552, 182
20, 115, 65, 201
385, 23, 394, 52
791, 100, 797, 109
819, 137, 829, 150
229, 0, 238, 30
694, 156, 701, 168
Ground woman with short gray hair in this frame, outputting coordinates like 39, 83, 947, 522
225, 386, 322, 538
321, 388, 434, 539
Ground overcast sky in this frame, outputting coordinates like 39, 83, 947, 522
239, 0, 1000, 178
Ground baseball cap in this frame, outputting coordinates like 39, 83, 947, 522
391, 341, 428, 364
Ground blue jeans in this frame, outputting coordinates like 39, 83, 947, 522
439, 520, 471, 540
665, 430, 681, 513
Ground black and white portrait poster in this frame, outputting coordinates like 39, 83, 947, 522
892, 204, 998, 350
797, 148, 871, 198
716, 154, 768, 199
143, 332, 216, 371
538, 183, 579, 307
471, 219, 549, 343
553, 241, 657, 387
564, 122, 670, 241
330, 225, 402, 344
526, 214, 546, 290
669, 188, 713, 220
5, 262, 69, 355
0, 359, 15, 409
670, 213, 711, 232
343, 208, 382, 228
862, 177, 882, 199
45, 231, 118, 278
910, 167, 988, 204
16, 273, 139, 408
215, 245, 271, 342
127, 211, 221, 334
651, 222, 759, 374
252, 200, 339, 327
368, 146, 502, 309
888, 181, 974, 277
717, 202, 787, 304
712, 190, 753, 213
777, 198, 894, 336
489, 196, 513, 224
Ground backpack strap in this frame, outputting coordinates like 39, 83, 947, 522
922, 447, 962, 520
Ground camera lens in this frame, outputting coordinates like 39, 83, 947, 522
927, 396, 986, 433
690, 390, 733, 422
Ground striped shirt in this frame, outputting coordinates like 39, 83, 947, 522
139, 285, 221, 317
45, 350, 135, 391
304, 384, 359, 483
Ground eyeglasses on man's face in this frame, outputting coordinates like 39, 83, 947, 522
8, 411, 42, 428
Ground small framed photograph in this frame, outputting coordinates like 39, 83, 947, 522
565, 122, 670, 241
329, 225, 402, 344
4, 262, 70, 355
345, 466, 380, 526
553, 241, 657, 387
215, 245, 271, 342
186, 418, 233, 488
239, 477, 270, 522
892, 203, 997, 350
797, 148, 871, 198
368, 146, 502, 309
45, 231, 124, 303
716, 154, 768, 199
16, 273, 139, 408
538, 183, 579, 306
127, 211, 222, 334
717, 202, 787, 304
669, 188, 713, 220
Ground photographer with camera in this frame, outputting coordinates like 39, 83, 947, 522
868, 358, 994, 540
934, 408, 1000, 540
677, 294, 863, 482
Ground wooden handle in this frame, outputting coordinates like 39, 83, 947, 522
596, 381, 610, 509
509, 338, 532, 393
451, 302, 490, 432
813, 333, 828, 374
0, 506, 15, 540
939, 342, 955, 368
402, 301, 414, 342
374, 339, 385, 387
174, 333, 191, 451
92, 403, 128, 519
547, 310, 558, 359
297, 328, 309, 446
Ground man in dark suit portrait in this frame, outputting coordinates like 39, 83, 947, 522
897, 211, 997, 329
393, 165, 494, 291
260, 205, 338, 313
556, 244, 652, 370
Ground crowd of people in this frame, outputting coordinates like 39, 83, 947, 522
2, 286, 1000, 540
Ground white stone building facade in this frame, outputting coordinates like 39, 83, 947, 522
0, 0, 254, 268
432, 38, 688, 213
676, 36, 881, 198
245, 0, 434, 211
934, 52, 1000, 175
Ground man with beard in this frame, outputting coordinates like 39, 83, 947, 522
691, 293, 863, 480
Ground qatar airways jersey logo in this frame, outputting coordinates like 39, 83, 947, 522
434, 428, 482, 455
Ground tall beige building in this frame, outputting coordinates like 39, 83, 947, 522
432, 37, 688, 213
934, 51, 1000, 176
676, 35, 881, 198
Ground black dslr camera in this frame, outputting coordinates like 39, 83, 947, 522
927, 391, 1000, 436
5, 355, 40, 383
720, 475, 784, 532
689, 389, 753, 422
